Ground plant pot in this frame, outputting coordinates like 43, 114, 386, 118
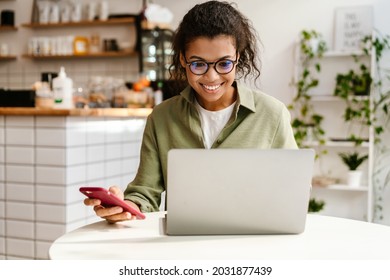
347, 170, 363, 188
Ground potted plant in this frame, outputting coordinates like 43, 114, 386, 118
308, 198, 325, 213
338, 151, 368, 188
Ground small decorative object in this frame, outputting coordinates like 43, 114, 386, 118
34, 81, 54, 108
1, 10, 15, 26
60, 1, 71, 23
49, 2, 60, 24
37, 0, 51, 24
339, 151, 368, 188
0, 43, 9, 56
31, 0, 39, 23
73, 36, 89, 55
89, 34, 100, 53
70, 1, 82, 22
334, 5, 373, 51
99, 1, 109, 21
88, 2, 97, 21
312, 175, 338, 188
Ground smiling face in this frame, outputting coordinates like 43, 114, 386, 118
180, 35, 238, 111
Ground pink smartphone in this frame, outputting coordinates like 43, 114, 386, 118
79, 187, 146, 220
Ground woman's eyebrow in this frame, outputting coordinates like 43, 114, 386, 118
188, 54, 235, 61
188, 55, 205, 60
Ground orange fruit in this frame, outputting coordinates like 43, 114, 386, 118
139, 77, 151, 87
133, 82, 144, 92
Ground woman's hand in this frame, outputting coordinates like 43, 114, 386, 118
83, 185, 140, 223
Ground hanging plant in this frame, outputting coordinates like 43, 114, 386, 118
364, 32, 390, 142
334, 32, 390, 147
289, 30, 327, 148
333, 41, 371, 146
363, 31, 390, 222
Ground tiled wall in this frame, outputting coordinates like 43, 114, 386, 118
0, 58, 140, 91
0, 115, 146, 259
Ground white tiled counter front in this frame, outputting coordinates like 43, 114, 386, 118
0, 114, 147, 259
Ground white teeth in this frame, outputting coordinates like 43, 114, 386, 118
203, 84, 221, 91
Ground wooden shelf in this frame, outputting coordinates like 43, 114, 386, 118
303, 140, 369, 148
22, 18, 135, 29
309, 95, 369, 102
141, 20, 171, 30
0, 55, 17, 60
22, 51, 137, 59
323, 50, 367, 57
0, 26, 17, 31
314, 184, 368, 192
0, 107, 152, 117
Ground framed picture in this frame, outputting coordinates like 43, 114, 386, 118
333, 6, 373, 51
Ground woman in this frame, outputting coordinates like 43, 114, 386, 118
85, 1, 297, 222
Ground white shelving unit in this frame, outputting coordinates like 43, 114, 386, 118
293, 41, 376, 222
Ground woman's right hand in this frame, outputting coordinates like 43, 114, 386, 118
83, 185, 139, 223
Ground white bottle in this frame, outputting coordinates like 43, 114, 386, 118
99, 1, 109, 21
53, 66, 74, 109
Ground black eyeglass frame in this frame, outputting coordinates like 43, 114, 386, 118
184, 52, 239, 75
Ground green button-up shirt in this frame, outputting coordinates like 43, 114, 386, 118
124, 83, 297, 212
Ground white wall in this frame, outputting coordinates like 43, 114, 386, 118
159, 0, 387, 103
158, 0, 390, 224
1, 0, 387, 101
1, 0, 389, 223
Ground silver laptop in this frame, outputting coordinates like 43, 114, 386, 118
166, 149, 315, 235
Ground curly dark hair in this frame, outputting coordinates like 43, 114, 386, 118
169, 1, 261, 84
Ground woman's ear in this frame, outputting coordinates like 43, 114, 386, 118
179, 53, 186, 68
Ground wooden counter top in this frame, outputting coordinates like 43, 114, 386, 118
0, 107, 153, 117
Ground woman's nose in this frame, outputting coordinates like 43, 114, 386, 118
203, 64, 220, 80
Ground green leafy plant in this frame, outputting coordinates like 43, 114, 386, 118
362, 32, 390, 142
334, 64, 372, 97
308, 198, 325, 213
338, 152, 368, 171
334, 32, 390, 146
333, 57, 372, 146
365, 31, 390, 222
289, 30, 327, 148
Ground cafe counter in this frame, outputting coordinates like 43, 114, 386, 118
0, 107, 151, 259
0, 107, 153, 117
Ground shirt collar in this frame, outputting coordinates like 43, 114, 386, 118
180, 82, 256, 113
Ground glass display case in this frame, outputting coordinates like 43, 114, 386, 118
138, 27, 174, 81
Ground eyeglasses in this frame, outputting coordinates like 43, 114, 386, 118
184, 54, 238, 75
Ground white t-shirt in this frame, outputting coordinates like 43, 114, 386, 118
195, 100, 236, 149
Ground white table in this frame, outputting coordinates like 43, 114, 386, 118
49, 212, 390, 260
